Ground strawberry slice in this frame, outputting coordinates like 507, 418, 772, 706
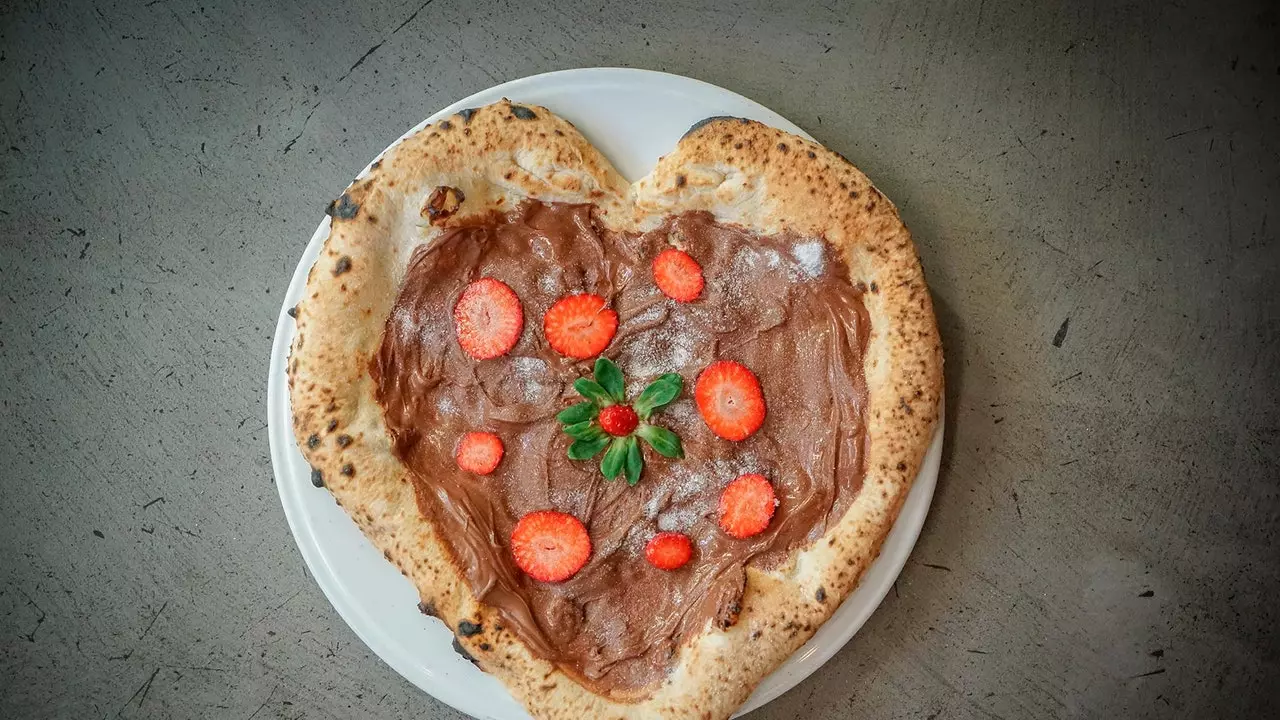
718, 473, 777, 539
598, 405, 639, 436
543, 294, 618, 359
510, 510, 592, 583
653, 248, 704, 302
455, 431, 504, 475
453, 278, 523, 360
695, 360, 767, 441
644, 532, 693, 570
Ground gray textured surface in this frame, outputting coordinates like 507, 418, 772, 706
2, 0, 1277, 717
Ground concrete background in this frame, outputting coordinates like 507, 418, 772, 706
2, 0, 1277, 717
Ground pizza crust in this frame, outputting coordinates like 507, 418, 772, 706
288, 100, 942, 719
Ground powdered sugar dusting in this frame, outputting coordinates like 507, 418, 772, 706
792, 241, 826, 278
436, 394, 457, 417
665, 462, 713, 504
538, 273, 558, 294
661, 398, 697, 426
657, 504, 707, 532
731, 244, 764, 273
510, 356, 551, 402
595, 610, 629, 652
621, 522, 651, 557
643, 491, 667, 521
622, 310, 705, 379
627, 302, 666, 328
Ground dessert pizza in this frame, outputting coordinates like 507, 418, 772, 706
288, 99, 942, 718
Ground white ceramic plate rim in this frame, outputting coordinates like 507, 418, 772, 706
266, 67, 944, 720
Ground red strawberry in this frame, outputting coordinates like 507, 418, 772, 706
653, 248, 704, 302
455, 431, 504, 475
598, 405, 639, 436
644, 532, 693, 570
695, 360, 766, 441
510, 510, 592, 583
543, 294, 618, 359
718, 473, 777, 539
453, 278, 523, 360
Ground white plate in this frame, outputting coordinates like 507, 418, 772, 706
267, 68, 944, 720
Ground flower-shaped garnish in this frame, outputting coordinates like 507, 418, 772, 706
556, 357, 684, 485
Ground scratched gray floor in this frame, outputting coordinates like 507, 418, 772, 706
2, 0, 1278, 718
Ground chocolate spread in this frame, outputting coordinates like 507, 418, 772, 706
371, 201, 870, 694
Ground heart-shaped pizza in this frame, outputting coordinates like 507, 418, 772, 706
288, 99, 942, 719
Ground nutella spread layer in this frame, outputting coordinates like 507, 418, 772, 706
371, 201, 870, 693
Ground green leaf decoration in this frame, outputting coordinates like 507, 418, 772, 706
557, 401, 598, 425
633, 373, 683, 419
564, 421, 604, 440
561, 360, 685, 486
568, 435, 611, 460
624, 436, 643, 485
593, 357, 625, 403
601, 437, 629, 480
573, 377, 614, 406
636, 424, 684, 459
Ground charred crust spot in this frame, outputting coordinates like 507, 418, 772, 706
899, 397, 914, 415
870, 281, 879, 293
326, 193, 360, 219
306, 434, 320, 449
553, 129, 564, 136
333, 256, 352, 276
326, 418, 338, 432
849, 190, 860, 198
336, 434, 352, 447
457, 620, 483, 637
675, 174, 687, 188
510, 105, 537, 120
719, 600, 743, 629
503, 171, 513, 180
286, 305, 298, 319
734, 142, 743, 150
479, 643, 491, 651
816, 586, 827, 602
897, 461, 907, 471
777, 142, 789, 152
458, 107, 477, 123
866, 197, 878, 211
310, 468, 324, 488
682, 115, 744, 139
807, 150, 817, 159
451, 637, 479, 666
439, 120, 452, 130
370, 160, 381, 170
341, 463, 354, 476
418, 600, 437, 617
423, 185, 465, 225
751, 630, 762, 640
854, 281, 868, 293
